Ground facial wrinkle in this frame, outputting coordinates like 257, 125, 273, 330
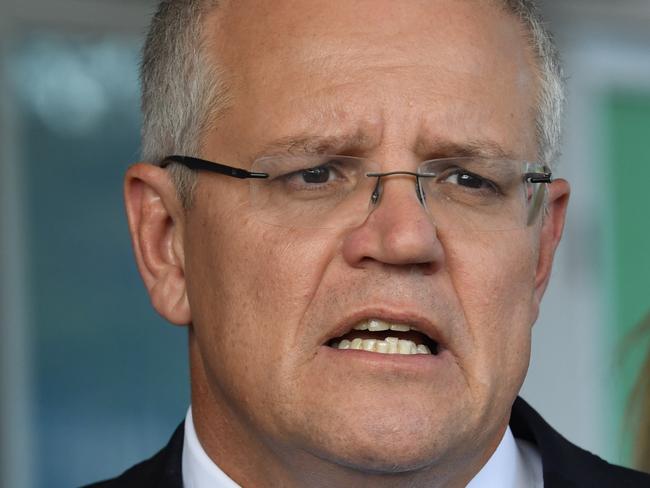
310, 264, 463, 347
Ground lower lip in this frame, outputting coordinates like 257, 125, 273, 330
318, 344, 451, 375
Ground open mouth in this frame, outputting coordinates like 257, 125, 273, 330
326, 319, 440, 356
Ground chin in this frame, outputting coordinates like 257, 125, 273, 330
306, 415, 457, 474
320, 441, 444, 476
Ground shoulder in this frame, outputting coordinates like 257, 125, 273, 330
81, 422, 185, 488
511, 397, 650, 487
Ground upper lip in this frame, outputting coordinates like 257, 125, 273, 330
321, 308, 446, 348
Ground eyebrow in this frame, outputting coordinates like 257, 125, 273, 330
249, 131, 377, 162
416, 138, 518, 161
250, 133, 517, 162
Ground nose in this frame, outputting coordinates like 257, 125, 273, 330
341, 175, 445, 274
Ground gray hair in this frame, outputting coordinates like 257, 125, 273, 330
503, 0, 565, 167
140, 0, 226, 208
140, 0, 565, 208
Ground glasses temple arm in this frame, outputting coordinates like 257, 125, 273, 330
525, 172, 553, 184
162, 155, 269, 179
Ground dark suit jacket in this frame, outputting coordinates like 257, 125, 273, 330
84, 397, 650, 487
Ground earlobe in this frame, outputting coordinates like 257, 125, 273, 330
533, 178, 571, 305
124, 163, 192, 325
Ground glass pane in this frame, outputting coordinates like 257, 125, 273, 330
9, 33, 189, 488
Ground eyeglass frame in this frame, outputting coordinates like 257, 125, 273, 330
161, 154, 553, 185
160, 154, 554, 230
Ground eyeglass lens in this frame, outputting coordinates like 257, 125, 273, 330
247, 155, 547, 231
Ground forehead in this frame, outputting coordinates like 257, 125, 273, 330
216, 0, 523, 57
207, 0, 537, 159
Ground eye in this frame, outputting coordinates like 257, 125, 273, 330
300, 165, 333, 184
441, 170, 498, 192
284, 157, 350, 187
268, 155, 362, 199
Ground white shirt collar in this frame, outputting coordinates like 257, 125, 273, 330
182, 408, 242, 488
466, 424, 543, 488
182, 406, 542, 488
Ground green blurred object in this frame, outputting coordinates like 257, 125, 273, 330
605, 90, 650, 467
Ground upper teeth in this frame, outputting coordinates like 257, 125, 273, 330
353, 319, 418, 332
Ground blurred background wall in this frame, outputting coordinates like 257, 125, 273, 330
0, 0, 649, 486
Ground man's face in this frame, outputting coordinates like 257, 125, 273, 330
182, 0, 560, 480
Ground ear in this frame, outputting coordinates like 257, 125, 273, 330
124, 163, 191, 325
533, 178, 570, 305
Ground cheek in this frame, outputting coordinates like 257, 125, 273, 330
236, 229, 335, 329
446, 231, 537, 304
185, 214, 340, 434
187, 207, 335, 358
444, 231, 537, 383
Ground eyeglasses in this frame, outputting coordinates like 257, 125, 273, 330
161, 154, 552, 231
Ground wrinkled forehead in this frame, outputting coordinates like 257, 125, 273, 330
205, 0, 538, 159
212, 0, 533, 80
